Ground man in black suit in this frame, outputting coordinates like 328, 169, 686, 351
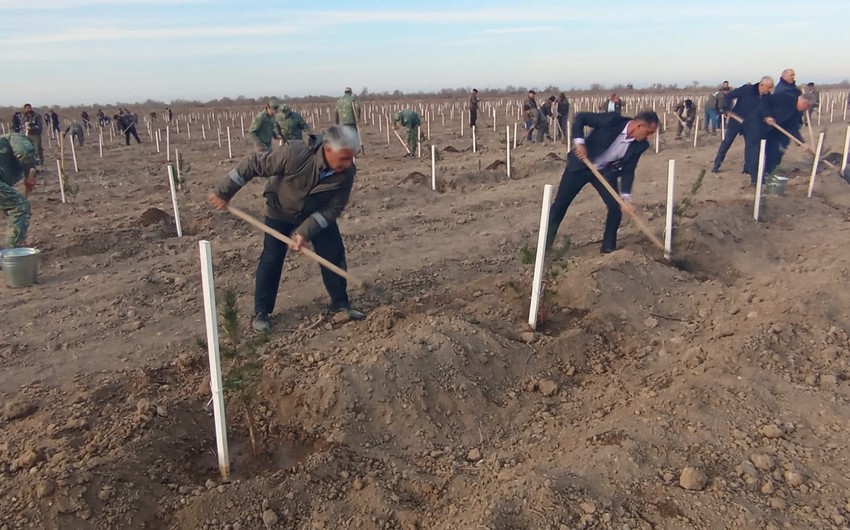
547, 110, 659, 253
760, 91, 815, 177
713, 76, 774, 174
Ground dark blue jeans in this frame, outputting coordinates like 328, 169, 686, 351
704, 109, 719, 131
254, 217, 349, 315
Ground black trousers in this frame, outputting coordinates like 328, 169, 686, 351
764, 129, 790, 176
713, 118, 743, 169
743, 136, 762, 181
547, 167, 622, 249
124, 125, 141, 145
470, 107, 477, 127
254, 216, 349, 315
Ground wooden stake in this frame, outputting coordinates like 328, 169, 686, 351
807, 132, 825, 198
55, 159, 66, 203
226, 126, 232, 159
664, 160, 675, 260
167, 165, 183, 237
528, 184, 554, 330
198, 240, 230, 479
431, 145, 436, 191
68, 133, 78, 172
806, 110, 816, 146
753, 140, 766, 221
693, 116, 699, 147
505, 125, 511, 179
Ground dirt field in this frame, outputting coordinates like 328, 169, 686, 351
2, 93, 850, 530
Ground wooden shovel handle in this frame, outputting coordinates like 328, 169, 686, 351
581, 158, 665, 251
227, 205, 365, 288
728, 112, 836, 169
392, 128, 411, 154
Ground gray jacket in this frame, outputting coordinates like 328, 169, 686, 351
216, 137, 355, 240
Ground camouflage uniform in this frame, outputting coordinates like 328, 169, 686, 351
248, 110, 277, 151
334, 92, 362, 128
393, 110, 421, 154
21, 110, 43, 165
0, 135, 34, 248
274, 105, 310, 141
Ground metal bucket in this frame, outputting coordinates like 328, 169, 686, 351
1, 248, 40, 288
765, 176, 789, 197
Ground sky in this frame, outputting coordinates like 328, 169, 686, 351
1, 0, 847, 107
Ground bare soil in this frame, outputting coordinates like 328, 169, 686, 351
2, 96, 850, 530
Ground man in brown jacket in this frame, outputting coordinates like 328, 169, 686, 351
209, 125, 365, 332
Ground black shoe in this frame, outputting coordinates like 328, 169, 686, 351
330, 302, 366, 320
252, 312, 270, 332
711, 166, 720, 173
600, 243, 616, 254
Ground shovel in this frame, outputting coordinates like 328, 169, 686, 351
227, 205, 388, 301
581, 158, 666, 253
392, 128, 412, 155
727, 112, 846, 180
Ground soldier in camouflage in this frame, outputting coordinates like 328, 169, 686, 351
334, 87, 362, 131
274, 105, 310, 142
0, 134, 36, 248
392, 109, 421, 157
21, 104, 43, 165
248, 99, 281, 152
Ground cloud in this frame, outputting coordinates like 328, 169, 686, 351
0, 25, 297, 45
474, 26, 558, 36
0, 0, 202, 8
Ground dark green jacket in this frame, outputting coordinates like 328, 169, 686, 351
216, 137, 355, 240
393, 109, 421, 129
248, 111, 277, 149
0, 133, 35, 185
335, 95, 361, 125
274, 111, 310, 141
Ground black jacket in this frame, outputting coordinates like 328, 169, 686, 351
724, 83, 763, 116
567, 112, 649, 195
763, 91, 803, 142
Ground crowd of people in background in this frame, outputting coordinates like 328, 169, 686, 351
0, 73, 840, 259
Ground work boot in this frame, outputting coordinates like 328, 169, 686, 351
252, 312, 270, 332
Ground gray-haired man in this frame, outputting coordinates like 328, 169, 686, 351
209, 125, 365, 332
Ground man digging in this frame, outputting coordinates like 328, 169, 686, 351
208, 125, 366, 332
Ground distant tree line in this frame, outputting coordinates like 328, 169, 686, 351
4, 80, 849, 115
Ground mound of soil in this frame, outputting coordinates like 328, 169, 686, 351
3, 97, 850, 530
137, 207, 171, 226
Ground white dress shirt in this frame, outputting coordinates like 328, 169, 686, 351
574, 123, 635, 199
